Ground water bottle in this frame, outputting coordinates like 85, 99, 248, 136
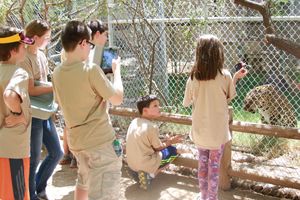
113, 139, 122, 157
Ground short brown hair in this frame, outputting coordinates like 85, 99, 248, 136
25, 19, 50, 38
0, 26, 22, 61
191, 34, 224, 80
136, 94, 158, 115
61, 20, 91, 52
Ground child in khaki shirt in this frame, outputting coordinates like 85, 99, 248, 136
0, 26, 34, 200
52, 20, 123, 200
126, 94, 183, 190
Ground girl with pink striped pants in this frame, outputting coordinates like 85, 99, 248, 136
183, 35, 247, 200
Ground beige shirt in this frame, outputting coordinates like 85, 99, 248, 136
126, 118, 163, 174
20, 50, 49, 82
52, 62, 116, 151
0, 64, 31, 158
183, 69, 236, 149
62, 45, 104, 66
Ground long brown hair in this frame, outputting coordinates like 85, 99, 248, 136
25, 19, 50, 38
191, 34, 224, 80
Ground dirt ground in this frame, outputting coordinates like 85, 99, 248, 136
46, 163, 281, 200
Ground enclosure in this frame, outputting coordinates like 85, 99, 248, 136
1, 0, 299, 198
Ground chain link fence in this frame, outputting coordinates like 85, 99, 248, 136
2, 0, 300, 191
108, 0, 300, 190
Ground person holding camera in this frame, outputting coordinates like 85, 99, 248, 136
183, 34, 247, 200
87, 19, 108, 66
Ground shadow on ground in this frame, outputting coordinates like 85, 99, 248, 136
47, 164, 280, 200
122, 170, 198, 200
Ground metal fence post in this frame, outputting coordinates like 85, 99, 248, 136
107, 0, 114, 47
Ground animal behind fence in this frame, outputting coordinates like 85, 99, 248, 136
243, 84, 297, 157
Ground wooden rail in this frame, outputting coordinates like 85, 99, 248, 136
109, 106, 300, 190
110, 107, 300, 139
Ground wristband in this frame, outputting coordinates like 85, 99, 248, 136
10, 110, 22, 116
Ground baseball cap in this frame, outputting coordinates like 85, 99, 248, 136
0, 32, 35, 45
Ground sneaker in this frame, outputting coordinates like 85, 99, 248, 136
138, 171, 152, 190
37, 191, 49, 200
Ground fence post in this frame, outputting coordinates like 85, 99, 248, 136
219, 107, 233, 190
107, 0, 114, 47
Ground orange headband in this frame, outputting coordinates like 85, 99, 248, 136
0, 33, 21, 44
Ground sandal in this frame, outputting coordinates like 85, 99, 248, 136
60, 154, 72, 165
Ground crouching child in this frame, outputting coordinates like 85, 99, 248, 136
125, 94, 183, 190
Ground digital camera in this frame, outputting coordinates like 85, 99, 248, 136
101, 47, 118, 74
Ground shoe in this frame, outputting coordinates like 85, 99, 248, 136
138, 171, 152, 190
124, 165, 139, 182
59, 154, 72, 165
70, 157, 77, 168
37, 191, 49, 200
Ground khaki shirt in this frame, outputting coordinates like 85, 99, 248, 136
52, 62, 116, 151
0, 64, 31, 158
183, 69, 236, 149
126, 118, 163, 174
19, 50, 49, 82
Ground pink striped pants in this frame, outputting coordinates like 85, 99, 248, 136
197, 145, 224, 200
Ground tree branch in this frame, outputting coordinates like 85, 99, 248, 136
234, 0, 274, 34
234, 0, 299, 58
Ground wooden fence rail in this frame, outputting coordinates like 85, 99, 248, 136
109, 106, 300, 190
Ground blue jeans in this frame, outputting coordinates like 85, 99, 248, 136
29, 118, 63, 200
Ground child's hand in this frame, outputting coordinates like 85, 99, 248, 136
112, 56, 121, 74
4, 112, 27, 128
169, 135, 184, 144
234, 62, 248, 80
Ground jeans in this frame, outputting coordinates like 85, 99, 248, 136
29, 118, 63, 200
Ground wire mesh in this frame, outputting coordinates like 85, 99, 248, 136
109, 0, 300, 186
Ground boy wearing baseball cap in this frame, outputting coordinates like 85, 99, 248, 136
0, 26, 34, 200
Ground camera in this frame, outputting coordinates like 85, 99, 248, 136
234, 61, 250, 73
234, 62, 244, 72
101, 47, 118, 74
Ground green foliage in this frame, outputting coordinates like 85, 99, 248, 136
270, 0, 291, 16
0, 1, 11, 24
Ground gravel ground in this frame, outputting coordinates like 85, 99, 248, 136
46, 163, 281, 200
